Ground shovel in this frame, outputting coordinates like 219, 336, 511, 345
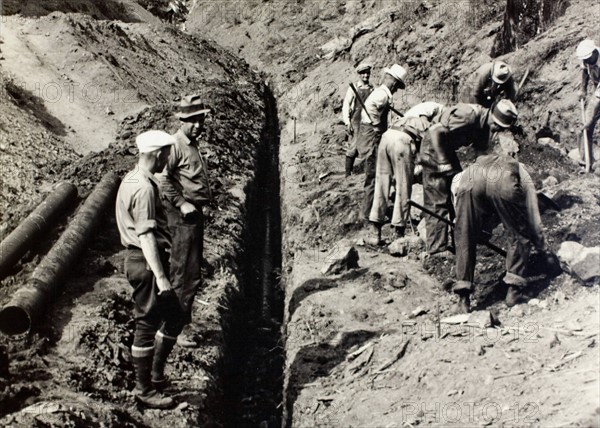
581, 99, 592, 173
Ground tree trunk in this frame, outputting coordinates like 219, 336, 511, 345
492, 0, 569, 57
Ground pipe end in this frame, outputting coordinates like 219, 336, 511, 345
0, 306, 31, 336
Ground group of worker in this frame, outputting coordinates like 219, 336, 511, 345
116, 95, 211, 408
112, 38, 599, 409
341, 39, 599, 314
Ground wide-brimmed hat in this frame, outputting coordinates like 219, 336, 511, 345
356, 63, 372, 73
492, 99, 518, 128
576, 39, 597, 60
492, 61, 512, 84
383, 64, 407, 89
136, 130, 176, 154
175, 94, 211, 120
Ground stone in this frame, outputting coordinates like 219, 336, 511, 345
441, 314, 469, 325
409, 306, 428, 318
557, 241, 600, 283
410, 184, 424, 221
417, 219, 427, 244
542, 176, 558, 189
388, 235, 424, 257
321, 240, 359, 275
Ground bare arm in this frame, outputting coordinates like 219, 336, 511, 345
139, 231, 171, 292
341, 87, 355, 126
158, 144, 186, 208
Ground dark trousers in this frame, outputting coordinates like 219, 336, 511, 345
165, 203, 204, 325
124, 249, 184, 348
453, 190, 530, 293
422, 168, 454, 254
580, 95, 600, 165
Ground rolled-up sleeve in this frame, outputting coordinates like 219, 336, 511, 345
132, 186, 158, 236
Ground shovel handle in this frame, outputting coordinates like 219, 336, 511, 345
581, 99, 592, 173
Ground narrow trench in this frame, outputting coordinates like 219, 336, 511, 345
220, 85, 285, 428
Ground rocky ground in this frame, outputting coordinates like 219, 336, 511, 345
0, 0, 599, 427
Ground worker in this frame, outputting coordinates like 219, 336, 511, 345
357, 64, 408, 224
451, 154, 546, 313
342, 63, 374, 177
576, 39, 600, 168
367, 102, 445, 244
420, 99, 518, 257
116, 130, 184, 408
159, 94, 212, 348
461, 61, 518, 108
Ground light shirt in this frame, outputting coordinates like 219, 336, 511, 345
361, 85, 393, 126
341, 81, 373, 126
116, 165, 170, 249
159, 129, 211, 209
581, 48, 600, 87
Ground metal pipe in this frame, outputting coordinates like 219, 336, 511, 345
0, 172, 120, 335
0, 182, 78, 278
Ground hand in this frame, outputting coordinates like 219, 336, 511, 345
579, 89, 586, 102
180, 201, 197, 217
437, 163, 454, 173
156, 275, 172, 293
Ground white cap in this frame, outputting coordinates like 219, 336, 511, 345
135, 130, 176, 154
576, 39, 597, 60
383, 64, 407, 89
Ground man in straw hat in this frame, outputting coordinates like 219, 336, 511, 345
357, 64, 408, 236
576, 39, 600, 168
420, 99, 518, 258
461, 61, 518, 108
159, 94, 212, 348
116, 130, 184, 408
342, 62, 374, 177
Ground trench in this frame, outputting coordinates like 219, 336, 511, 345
220, 84, 285, 427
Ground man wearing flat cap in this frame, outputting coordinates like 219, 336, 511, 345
576, 39, 600, 168
159, 94, 212, 348
116, 130, 184, 408
461, 61, 518, 108
341, 63, 374, 177
357, 63, 408, 229
420, 99, 518, 258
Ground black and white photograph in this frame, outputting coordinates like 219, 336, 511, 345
0, 0, 598, 426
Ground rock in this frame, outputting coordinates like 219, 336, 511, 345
557, 241, 600, 283
467, 310, 492, 328
410, 306, 428, 318
410, 184, 424, 221
388, 235, 423, 257
441, 314, 469, 325
542, 176, 558, 189
386, 270, 410, 289
321, 240, 359, 275
567, 148, 580, 163
528, 298, 541, 306
417, 219, 427, 244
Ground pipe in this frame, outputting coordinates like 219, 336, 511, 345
0, 172, 120, 335
0, 182, 78, 278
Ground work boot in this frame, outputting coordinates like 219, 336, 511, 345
505, 286, 527, 307
365, 222, 383, 246
152, 332, 177, 391
132, 353, 174, 409
345, 156, 355, 177
454, 293, 471, 314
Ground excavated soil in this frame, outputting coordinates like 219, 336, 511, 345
1, 0, 600, 427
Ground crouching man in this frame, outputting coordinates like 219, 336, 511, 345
116, 130, 185, 408
451, 155, 546, 313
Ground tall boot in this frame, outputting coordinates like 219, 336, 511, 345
152, 332, 177, 391
345, 156, 355, 177
132, 348, 174, 409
